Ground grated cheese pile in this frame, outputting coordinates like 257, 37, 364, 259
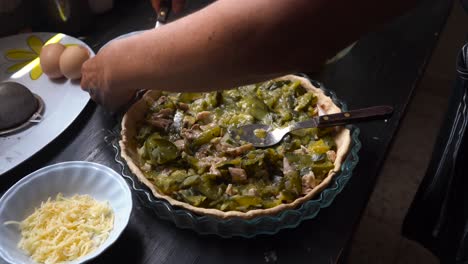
5, 193, 114, 264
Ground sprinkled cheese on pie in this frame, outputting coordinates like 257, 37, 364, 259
4, 193, 114, 264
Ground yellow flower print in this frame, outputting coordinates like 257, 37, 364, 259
5, 35, 44, 80
4, 34, 66, 80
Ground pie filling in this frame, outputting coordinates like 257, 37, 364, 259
135, 80, 338, 212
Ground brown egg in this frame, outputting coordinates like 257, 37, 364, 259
40, 43, 66, 79
59, 45, 90, 80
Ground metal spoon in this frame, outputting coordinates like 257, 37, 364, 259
230, 105, 394, 148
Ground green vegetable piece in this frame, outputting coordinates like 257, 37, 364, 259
201, 173, 220, 181
260, 184, 281, 198
170, 170, 188, 182
284, 170, 301, 196
182, 115, 197, 128
222, 89, 241, 102
260, 87, 282, 109
181, 175, 200, 188
141, 133, 163, 161
288, 81, 302, 93
150, 96, 176, 112
283, 138, 302, 151
227, 113, 255, 126
219, 200, 237, 211
154, 177, 178, 194
136, 125, 154, 143
294, 93, 314, 111
217, 158, 242, 169
154, 178, 170, 193
284, 153, 301, 163
238, 96, 269, 121
191, 125, 221, 147
299, 135, 313, 146
206, 92, 221, 108
321, 136, 337, 150
196, 182, 222, 200
277, 191, 296, 203
190, 92, 220, 112
186, 195, 206, 206
154, 170, 188, 193
184, 155, 200, 169
309, 139, 330, 154
257, 80, 291, 92
145, 134, 179, 165
276, 109, 293, 124
231, 195, 262, 208
243, 150, 265, 166
143, 170, 159, 180
265, 148, 282, 163
284, 152, 314, 170
312, 160, 335, 179
254, 128, 267, 139
179, 92, 204, 103
179, 190, 206, 206
263, 199, 283, 208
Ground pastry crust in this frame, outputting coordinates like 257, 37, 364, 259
120, 75, 351, 219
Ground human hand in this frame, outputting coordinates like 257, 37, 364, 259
151, 0, 185, 14
80, 40, 137, 112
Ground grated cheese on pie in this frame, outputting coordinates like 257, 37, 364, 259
4, 193, 114, 264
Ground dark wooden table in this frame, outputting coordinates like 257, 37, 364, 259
0, 0, 454, 263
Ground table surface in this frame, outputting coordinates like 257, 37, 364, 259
0, 0, 453, 263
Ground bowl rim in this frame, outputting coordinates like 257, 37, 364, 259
0, 161, 133, 264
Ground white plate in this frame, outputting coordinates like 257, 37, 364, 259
0, 161, 133, 264
0, 33, 94, 175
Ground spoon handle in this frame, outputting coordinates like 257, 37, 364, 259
294, 105, 394, 130
155, 0, 171, 27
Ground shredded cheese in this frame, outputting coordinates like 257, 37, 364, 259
4, 193, 114, 264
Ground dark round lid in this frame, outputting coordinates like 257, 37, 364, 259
0, 82, 38, 130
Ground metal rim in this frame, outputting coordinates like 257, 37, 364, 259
0, 94, 44, 136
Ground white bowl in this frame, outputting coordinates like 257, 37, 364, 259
0, 161, 133, 264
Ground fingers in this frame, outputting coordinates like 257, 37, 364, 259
80, 41, 138, 112
151, 0, 185, 13
80, 59, 102, 105
80, 60, 91, 91
151, 0, 160, 12
81, 59, 134, 112
172, 0, 185, 13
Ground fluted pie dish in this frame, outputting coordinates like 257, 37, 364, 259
119, 75, 355, 222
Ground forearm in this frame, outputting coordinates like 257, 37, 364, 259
111, 0, 419, 92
